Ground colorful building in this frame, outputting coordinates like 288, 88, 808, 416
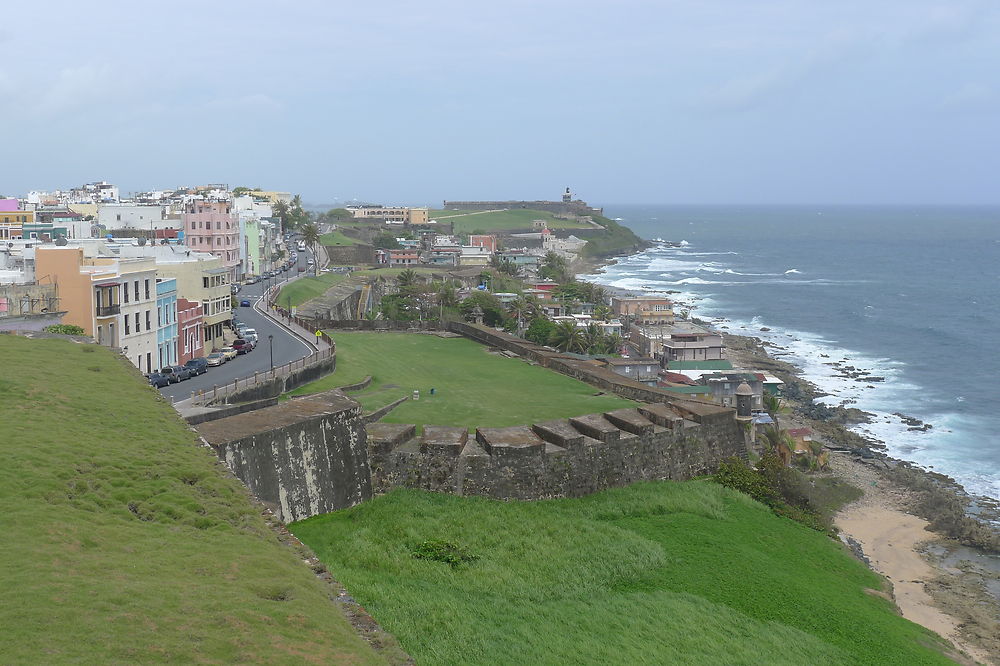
183, 200, 240, 281
156, 278, 179, 370
176, 297, 204, 365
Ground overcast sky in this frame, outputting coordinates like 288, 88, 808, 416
2, 1, 999, 205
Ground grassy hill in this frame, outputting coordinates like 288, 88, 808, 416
277, 272, 348, 307
291, 484, 955, 666
0, 335, 387, 664
429, 208, 592, 234
288, 331, 636, 429
320, 229, 362, 246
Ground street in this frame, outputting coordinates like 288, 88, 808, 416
160, 249, 317, 401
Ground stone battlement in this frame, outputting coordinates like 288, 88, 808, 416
367, 403, 746, 501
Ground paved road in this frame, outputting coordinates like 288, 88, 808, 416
161, 250, 317, 401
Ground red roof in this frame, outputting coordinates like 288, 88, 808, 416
787, 428, 812, 438
662, 371, 695, 385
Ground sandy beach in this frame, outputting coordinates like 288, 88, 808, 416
719, 331, 1000, 664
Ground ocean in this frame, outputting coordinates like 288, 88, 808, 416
582, 205, 1000, 501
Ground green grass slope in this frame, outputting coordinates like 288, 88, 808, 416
292, 484, 953, 666
289, 332, 636, 429
0, 336, 385, 664
277, 272, 347, 307
320, 229, 362, 246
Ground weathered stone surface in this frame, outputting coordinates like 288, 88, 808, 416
603, 408, 655, 436
196, 390, 371, 523
421, 426, 468, 456
476, 426, 544, 458
367, 422, 416, 455
569, 414, 621, 443
532, 419, 586, 449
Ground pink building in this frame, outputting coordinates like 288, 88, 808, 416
177, 297, 205, 364
183, 201, 240, 280
0, 198, 18, 212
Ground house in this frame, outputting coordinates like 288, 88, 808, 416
155, 278, 179, 370
632, 321, 724, 363
611, 296, 675, 325
377, 249, 420, 266
458, 245, 491, 267
496, 250, 540, 270
176, 298, 204, 364
427, 247, 460, 266
34, 246, 159, 373
787, 428, 828, 469
600, 357, 659, 386
468, 234, 497, 253
524, 278, 558, 293
696, 372, 765, 409
347, 205, 428, 225
0, 280, 64, 331
183, 200, 241, 281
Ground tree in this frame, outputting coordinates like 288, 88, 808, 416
300, 221, 322, 275
593, 304, 613, 322
273, 200, 290, 233
395, 268, 419, 291
581, 323, 606, 355
524, 317, 556, 345
373, 232, 401, 249
548, 320, 584, 353
506, 296, 533, 332
605, 332, 625, 355
459, 291, 505, 326
539, 251, 571, 283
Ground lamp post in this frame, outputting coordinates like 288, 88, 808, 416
268, 334, 274, 372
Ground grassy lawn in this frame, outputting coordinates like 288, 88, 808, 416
277, 272, 348, 307
289, 332, 636, 428
350, 267, 443, 279
429, 208, 592, 233
291, 484, 954, 666
0, 336, 385, 664
320, 229, 362, 246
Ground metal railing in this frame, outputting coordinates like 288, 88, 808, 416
189, 344, 334, 405
96, 304, 121, 317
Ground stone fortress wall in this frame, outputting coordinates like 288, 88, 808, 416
192, 322, 747, 523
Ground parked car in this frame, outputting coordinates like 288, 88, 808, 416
230, 284, 241, 294
307, 258, 314, 265
147, 373, 170, 388
184, 358, 209, 375
232, 338, 252, 354
240, 299, 251, 307
245, 276, 260, 285
220, 347, 238, 361
162, 365, 192, 382
206, 352, 226, 366
242, 328, 258, 343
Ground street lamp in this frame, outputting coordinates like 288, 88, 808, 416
268, 334, 274, 372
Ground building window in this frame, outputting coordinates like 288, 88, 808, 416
123, 286, 129, 303
144, 279, 150, 300
145, 310, 150, 331
135, 312, 141, 332
125, 317, 130, 335
134, 281, 140, 302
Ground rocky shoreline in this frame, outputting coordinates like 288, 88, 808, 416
580, 249, 999, 663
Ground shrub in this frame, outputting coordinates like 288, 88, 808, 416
44, 324, 85, 336
411, 539, 479, 569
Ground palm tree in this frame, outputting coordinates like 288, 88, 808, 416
581, 323, 605, 355
593, 304, 613, 322
762, 393, 786, 431
300, 221, 322, 276
548, 320, 583, 353
506, 296, 532, 333
605, 332, 625, 355
760, 424, 794, 466
396, 268, 419, 290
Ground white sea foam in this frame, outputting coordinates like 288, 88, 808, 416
589, 241, 998, 499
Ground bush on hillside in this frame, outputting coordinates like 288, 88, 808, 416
714, 455, 830, 532
43, 324, 85, 336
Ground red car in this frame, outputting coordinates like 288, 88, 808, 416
232, 338, 253, 354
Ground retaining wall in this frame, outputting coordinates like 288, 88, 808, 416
367, 403, 746, 501
195, 390, 372, 523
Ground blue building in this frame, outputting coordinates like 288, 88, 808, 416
156, 277, 179, 370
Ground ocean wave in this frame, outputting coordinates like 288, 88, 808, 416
785, 269, 802, 274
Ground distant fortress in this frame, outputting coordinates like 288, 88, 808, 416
443, 187, 603, 217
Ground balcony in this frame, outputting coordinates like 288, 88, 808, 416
96, 304, 120, 317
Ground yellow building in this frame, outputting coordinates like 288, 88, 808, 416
245, 190, 292, 205
0, 210, 34, 240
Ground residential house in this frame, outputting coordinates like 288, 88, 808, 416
458, 245, 491, 267
155, 278, 179, 370
632, 321, 724, 362
600, 357, 659, 386
183, 200, 240, 281
34, 246, 159, 372
377, 249, 420, 266
348, 205, 429, 225
612, 296, 675, 325
176, 298, 204, 365
0, 210, 33, 240
468, 234, 497, 253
